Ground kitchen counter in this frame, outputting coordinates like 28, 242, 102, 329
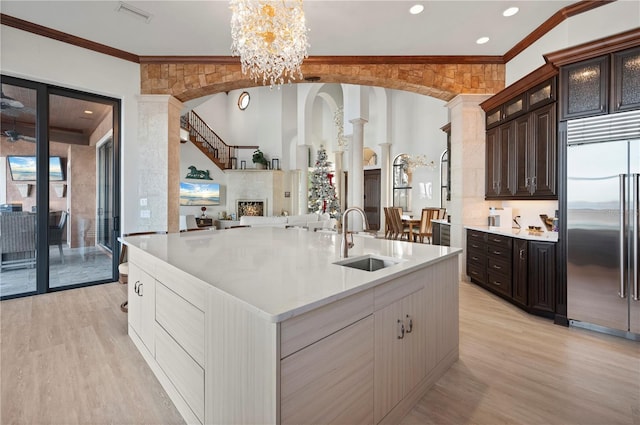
432, 219, 451, 225
465, 225, 558, 242
122, 227, 461, 322
122, 227, 462, 425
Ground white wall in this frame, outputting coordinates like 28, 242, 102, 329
388, 90, 448, 213
506, 1, 640, 85
1, 25, 141, 234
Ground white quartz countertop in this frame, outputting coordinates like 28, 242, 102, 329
432, 219, 451, 225
465, 225, 559, 242
122, 228, 461, 323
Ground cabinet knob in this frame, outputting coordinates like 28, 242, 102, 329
520, 249, 526, 260
137, 283, 143, 296
397, 319, 405, 339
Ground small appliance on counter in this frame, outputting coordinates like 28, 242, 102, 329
487, 207, 512, 229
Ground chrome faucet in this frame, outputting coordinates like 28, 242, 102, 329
341, 206, 370, 258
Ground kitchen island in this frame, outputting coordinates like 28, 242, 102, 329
122, 228, 462, 425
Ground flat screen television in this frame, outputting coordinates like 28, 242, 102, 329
180, 181, 220, 206
7, 156, 65, 181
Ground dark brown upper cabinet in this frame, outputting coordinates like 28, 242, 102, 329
483, 77, 557, 200
612, 46, 640, 113
560, 55, 609, 120
560, 47, 640, 120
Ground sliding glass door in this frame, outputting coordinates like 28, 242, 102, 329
0, 82, 38, 297
0, 75, 120, 299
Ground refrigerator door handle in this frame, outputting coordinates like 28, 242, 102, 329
620, 174, 627, 299
634, 173, 639, 301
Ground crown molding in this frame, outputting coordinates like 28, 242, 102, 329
544, 27, 640, 67
139, 55, 504, 65
503, 0, 615, 63
480, 63, 558, 112
0, 13, 140, 63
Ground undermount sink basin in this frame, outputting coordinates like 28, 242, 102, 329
333, 254, 402, 272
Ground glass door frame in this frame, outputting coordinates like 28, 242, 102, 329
1, 75, 121, 299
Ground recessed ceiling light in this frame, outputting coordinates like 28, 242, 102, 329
83, 110, 93, 114
503, 7, 519, 17
476, 37, 490, 45
409, 4, 424, 15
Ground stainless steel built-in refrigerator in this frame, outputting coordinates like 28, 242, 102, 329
566, 110, 640, 340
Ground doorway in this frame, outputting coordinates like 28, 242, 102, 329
0, 76, 121, 299
364, 169, 381, 231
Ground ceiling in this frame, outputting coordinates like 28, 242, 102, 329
1, 0, 577, 57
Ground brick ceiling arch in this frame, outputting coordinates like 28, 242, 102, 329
140, 62, 505, 102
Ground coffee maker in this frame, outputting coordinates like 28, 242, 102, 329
488, 207, 512, 229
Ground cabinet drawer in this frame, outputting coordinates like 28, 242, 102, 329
486, 271, 512, 297
467, 247, 486, 266
486, 244, 511, 260
467, 230, 486, 242
155, 325, 204, 424
488, 257, 511, 275
281, 289, 373, 358
156, 282, 205, 366
486, 233, 513, 249
467, 263, 486, 284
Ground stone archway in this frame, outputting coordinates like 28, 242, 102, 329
140, 62, 505, 101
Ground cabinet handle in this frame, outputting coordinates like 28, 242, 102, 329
137, 283, 143, 296
134, 281, 140, 294
397, 319, 405, 339
493, 264, 502, 270
491, 238, 501, 243
525, 177, 530, 188
405, 314, 413, 333
470, 270, 479, 276
493, 250, 502, 255
491, 280, 502, 287
520, 249, 526, 260
471, 256, 479, 261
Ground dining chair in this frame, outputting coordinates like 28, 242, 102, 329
415, 208, 441, 244
389, 207, 410, 240
383, 207, 394, 239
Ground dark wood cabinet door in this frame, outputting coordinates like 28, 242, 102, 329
530, 103, 557, 198
612, 47, 640, 112
528, 241, 556, 315
512, 239, 528, 306
513, 115, 531, 196
561, 55, 609, 120
485, 127, 500, 198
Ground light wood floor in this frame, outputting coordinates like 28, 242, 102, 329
1, 280, 638, 425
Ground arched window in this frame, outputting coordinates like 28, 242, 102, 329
392, 154, 411, 211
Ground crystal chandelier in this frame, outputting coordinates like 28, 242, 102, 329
403, 155, 437, 172
230, 0, 309, 87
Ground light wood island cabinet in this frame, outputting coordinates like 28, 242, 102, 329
122, 231, 461, 425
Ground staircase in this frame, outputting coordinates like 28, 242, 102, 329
181, 111, 257, 170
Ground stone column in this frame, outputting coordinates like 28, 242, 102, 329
333, 150, 345, 215
378, 142, 391, 235
446, 94, 491, 279
349, 118, 367, 231
136, 95, 182, 234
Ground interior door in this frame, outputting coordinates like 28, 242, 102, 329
364, 169, 380, 231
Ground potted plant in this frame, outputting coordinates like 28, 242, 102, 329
252, 149, 268, 169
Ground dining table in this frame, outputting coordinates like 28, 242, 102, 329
401, 215, 421, 242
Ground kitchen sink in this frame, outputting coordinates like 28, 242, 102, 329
333, 254, 401, 272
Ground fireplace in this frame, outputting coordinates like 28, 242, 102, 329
237, 200, 266, 218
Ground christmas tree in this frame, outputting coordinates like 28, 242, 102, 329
308, 145, 341, 218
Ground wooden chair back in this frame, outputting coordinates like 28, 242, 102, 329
417, 208, 442, 243
388, 207, 407, 240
